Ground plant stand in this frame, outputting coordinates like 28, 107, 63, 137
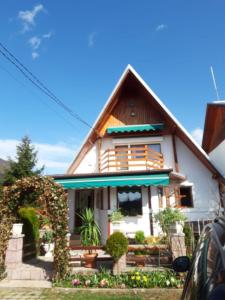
112, 254, 126, 275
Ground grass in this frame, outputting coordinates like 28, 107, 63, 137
41, 289, 182, 300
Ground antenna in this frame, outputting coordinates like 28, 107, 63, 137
210, 66, 220, 100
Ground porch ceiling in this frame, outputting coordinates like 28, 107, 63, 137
54, 173, 169, 189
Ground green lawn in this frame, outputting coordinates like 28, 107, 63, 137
42, 289, 182, 300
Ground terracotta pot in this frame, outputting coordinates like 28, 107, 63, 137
83, 253, 98, 268
135, 255, 146, 267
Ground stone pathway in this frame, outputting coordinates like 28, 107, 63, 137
0, 288, 45, 299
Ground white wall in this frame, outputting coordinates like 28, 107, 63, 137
176, 136, 220, 221
209, 140, 225, 177
75, 143, 98, 174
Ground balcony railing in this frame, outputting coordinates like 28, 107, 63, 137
99, 146, 164, 173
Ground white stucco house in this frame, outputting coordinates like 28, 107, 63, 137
54, 65, 225, 244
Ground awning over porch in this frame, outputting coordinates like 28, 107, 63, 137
107, 123, 164, 134
54, 173, 169, 189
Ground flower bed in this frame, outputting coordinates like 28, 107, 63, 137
54, 269, 183, 289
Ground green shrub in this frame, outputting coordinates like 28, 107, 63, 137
135, 231, 145, 244
18, 207, 40, 255
105, 232, 128, 261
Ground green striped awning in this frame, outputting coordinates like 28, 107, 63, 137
54, 173, 169, 189
107, 124, 164, 134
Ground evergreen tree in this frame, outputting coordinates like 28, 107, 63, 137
3, 136, 44, 185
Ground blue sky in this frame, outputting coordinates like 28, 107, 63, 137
0, 0, 225, 174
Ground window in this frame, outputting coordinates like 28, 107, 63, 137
117, 187, 142, 216
180, 186, 193, 207
131, 144, 145, 159
147, 143, 161, 153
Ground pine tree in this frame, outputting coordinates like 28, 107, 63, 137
3, 136, 44, 185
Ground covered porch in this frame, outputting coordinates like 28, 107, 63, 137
54, 170, 172, 245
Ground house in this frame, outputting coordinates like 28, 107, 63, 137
54, 65, 224, 244
202, 101, 225, 178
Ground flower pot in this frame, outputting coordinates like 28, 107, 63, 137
12, 223, 23, 236
134, 255, 147, 267
83, 253, 98, 268
43, 243, 54, 257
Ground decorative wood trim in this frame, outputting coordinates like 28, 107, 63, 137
172, 134, 179, 172
148, 187, 154, 235
107, 186, 111, 210
165, 187, 170, 207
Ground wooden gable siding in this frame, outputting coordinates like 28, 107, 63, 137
203, 104, 225, 153
99, 76, 166, 136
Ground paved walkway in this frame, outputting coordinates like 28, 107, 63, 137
0, 288, 46, 299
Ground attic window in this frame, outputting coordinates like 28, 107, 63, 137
179, 186, 193, 207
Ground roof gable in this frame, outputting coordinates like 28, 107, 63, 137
67, 65, 221, 178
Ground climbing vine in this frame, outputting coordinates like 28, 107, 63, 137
0, 176, 69, 281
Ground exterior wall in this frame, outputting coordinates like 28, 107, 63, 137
75, 143, 98, 174
209, 140, 225, 177
176, 136, 220, 221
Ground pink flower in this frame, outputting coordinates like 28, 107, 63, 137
99, 278, 108, 287
72, 278, 80, 286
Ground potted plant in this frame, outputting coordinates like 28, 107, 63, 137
154, 208, 187, 240
78, 208, 101, 268
105, 231, 128, 275
42, 231, 54, 257
109, 209, 124, 233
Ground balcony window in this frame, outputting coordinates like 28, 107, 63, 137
117, 186, 142, 216
147, 143, 161, 153
131, 144, 145, 159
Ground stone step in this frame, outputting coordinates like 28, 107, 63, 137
6, 266, 52, 280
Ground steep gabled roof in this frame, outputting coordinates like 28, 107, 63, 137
202, 101, 225, 153
67, 65, 222, 178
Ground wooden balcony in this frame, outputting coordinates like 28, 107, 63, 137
99, 146, 164, 173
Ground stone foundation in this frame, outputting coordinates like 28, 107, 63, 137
5, 234, 24, 268
170, 233, 186, 259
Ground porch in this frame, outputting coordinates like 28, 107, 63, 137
54, 170, 173, 244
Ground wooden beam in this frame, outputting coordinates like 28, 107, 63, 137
172, 134, 179, 172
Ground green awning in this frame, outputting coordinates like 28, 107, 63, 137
54, 173, 169, 189
107, 123, 164, 134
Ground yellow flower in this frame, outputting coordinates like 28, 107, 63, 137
135, 272, 139, 275
136, 276, 141, 281
143, 276, 147, 282
131, 276, 135, 280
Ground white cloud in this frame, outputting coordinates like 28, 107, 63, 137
42, 31, 53, 39
18, 4, 44, 32
29, 36, 41, 50
156, 24, 168, 32
32, 52, 39, 60
191, 128, 203, 145
88, 32, 96, 47
0, 139, 78, 175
